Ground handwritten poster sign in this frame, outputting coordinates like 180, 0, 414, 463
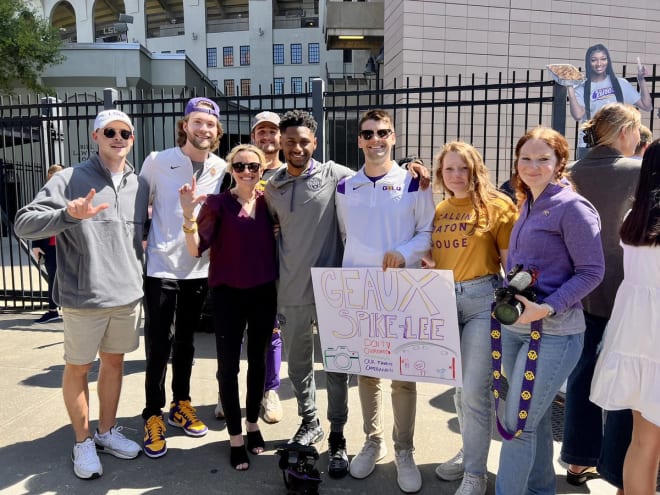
311, 267, 462, 386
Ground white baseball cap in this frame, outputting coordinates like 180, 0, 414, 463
94, 109, 134, 132
251, 111, 280, 132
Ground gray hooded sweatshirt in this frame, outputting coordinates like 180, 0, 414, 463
14, 154, 149, 309
265, 159, 354, 306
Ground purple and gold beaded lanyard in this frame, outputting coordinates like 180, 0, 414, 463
490, 304, 542, 440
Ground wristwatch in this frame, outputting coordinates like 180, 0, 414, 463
542, 303, 556, 318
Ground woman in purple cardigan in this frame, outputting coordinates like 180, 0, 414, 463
179, 144, 277, 471
494, 127, 605, 495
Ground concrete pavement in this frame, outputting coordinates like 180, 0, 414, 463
0, 311, 617, 495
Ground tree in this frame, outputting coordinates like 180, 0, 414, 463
0, 0, 64, 95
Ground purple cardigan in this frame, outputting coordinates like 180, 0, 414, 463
507, 183, 604, 316
197, 189, 277, 289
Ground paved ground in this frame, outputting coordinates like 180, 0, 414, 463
0, 311, 618, 495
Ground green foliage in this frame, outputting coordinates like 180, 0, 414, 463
0, 0, 64, 95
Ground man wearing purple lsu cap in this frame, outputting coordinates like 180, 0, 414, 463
139, 97, 227, 458
15, 109, 149, 479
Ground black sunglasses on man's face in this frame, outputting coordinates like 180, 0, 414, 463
358, 129, 393, 140
102, 128, 132, 140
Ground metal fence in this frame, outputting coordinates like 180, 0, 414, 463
1, 67, 658, 310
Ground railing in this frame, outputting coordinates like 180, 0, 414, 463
1, 68, 658, 310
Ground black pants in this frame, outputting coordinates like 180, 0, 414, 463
43, 244, 57, 310
142, 276, 208, 420
212, 282, 276, 436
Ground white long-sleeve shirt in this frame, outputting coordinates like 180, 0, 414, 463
335, 163, 434, 268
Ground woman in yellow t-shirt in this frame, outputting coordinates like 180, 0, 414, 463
431, 141, 517, 493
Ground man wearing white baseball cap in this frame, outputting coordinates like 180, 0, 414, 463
140, 97, 227, 458
15, 108, 149, 479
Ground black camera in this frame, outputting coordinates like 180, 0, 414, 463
276, 444, 322, 495
493, 264, 538, 325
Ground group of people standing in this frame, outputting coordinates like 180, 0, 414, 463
14, 54, 659, 495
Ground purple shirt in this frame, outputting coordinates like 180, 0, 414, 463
507, 183, 604, 315
197, 189, 277, 289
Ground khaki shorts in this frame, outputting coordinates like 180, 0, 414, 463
62, 301, 141, 365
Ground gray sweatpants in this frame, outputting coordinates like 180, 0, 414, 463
279, 303, 349, 431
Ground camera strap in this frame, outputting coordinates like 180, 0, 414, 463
490, 306, 543, 440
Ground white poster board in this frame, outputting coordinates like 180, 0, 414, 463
311, 267, 462, 386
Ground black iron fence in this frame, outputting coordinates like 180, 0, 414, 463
1, 68, 658, 310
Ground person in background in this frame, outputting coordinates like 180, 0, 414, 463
140, 97, 227, 458
631, 125, 652, 160
179, 143, 277, 470
430, 142, 517, 495
494, 127, 604, 495
338, 109, 435, 493
32, 163, 64, 324
251, 111, 284, 424
560, 103, 642, 486
590, 139, 660, 495
14, 109, 148, 479
567, 43, 651, 159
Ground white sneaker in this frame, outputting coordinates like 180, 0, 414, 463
214, 392, 225, 420
455, 472, 487, 495
94, 425, 141, 459
349, 439, 387, 479
435, 448, 465, 481
72, 437, 103, 479
262, 390, 283, 423
395, 449, 422, 493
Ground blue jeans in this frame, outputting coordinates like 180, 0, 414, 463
452, 275, 501, 476
279, 304, 349, 431
495, 329, 583, 495
561, 312, 609, 466
598, 409, 632, 489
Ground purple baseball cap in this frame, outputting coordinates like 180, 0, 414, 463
184, 97, 220, 119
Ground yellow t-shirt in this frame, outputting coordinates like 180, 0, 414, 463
431, 195, 518, 282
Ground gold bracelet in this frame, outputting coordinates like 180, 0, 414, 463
182, 223, 197, 234
183, 213, 196, 222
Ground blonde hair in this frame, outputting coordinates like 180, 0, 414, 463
225, 144, 266, 171
582, 103, 641, 150
433, 141, 511, 235
47, 164, 63, 181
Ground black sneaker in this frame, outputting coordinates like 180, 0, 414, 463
289, 419, 324, 446
328, 432, 349, 478
35, 310, 62, 324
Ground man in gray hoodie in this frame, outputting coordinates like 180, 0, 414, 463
14, 109, 149, 480
265, 109, 354, 478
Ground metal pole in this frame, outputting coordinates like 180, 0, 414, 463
311, 78, 325, 163
551, 83, 567, 135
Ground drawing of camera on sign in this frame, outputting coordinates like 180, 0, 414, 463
395, 342, 457, 380
324, 346, 361, 373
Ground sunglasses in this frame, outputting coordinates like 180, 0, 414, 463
102, 128, 132, 140
231, 162, 261, 173
358, 129, 393, 140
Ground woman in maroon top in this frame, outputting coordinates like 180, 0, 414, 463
179, 143, 277, 471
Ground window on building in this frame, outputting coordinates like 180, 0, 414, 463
224, 79, 235, 96
292, 76, 303, 94
207, 47, 217, 67
240, 45, 250, 66
241, 79, 251, 96
291, 43, 302, 64
308, 43, 320, 64
273, 44, 284, 65
274, 77, 285, 95
343, 49, 352, 63
223, 46, 234, 66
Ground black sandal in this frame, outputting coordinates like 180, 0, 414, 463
246, 430, 265, 454
230, 444, 249, 470
566, 466, 599, 486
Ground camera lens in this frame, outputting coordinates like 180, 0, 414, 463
493, 302, 522, 325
